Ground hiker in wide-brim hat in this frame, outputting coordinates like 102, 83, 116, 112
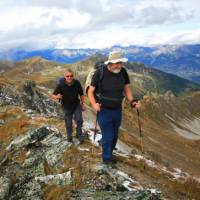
88, 51, 140, 165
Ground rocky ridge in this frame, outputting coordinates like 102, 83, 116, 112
0, 126, 163, 200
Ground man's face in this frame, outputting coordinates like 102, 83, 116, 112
108, 62, 123, 74
65, 72, 74, 84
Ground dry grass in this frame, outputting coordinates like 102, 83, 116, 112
42, 185, 73, 200
171, 177, 200, 199
119, 129, 142, 151
42, 142, 101, 200
0, 119, 31, 143
15, 149, 28, 164
136, 160, 200, 200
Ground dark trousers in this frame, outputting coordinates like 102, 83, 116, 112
63, 104, 83, 140
97, 107, 122, 162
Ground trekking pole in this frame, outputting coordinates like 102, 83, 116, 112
136, 108, 146, 170
93, 113, 98, 142
136, 108, 144, 153
91, 113, 98, 157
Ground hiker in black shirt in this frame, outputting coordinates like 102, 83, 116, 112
88, 51, 140, 165
52, 69, 84, 143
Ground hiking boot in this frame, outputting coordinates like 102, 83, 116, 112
112, 155, 118, 163
111, 158, 117, 164
78, 135, 84, 144
67, 138, 73, 143
97, 139, 102, 146
103, 160, 113, 165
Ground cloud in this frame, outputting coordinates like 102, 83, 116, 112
135, 6, 193, 27
0, 6, 90, 50
0, 0, 199, 50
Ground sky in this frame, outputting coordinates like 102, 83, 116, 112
0, 0, 200, 51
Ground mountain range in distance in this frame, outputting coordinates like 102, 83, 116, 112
0, 44, 200, 84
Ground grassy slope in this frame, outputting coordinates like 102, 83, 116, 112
126, 62, 200, 97
122, 92, 200, 176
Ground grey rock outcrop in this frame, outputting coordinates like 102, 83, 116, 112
0, 80, 61, 117
0, 177, 12, 200
70, 189, 162, 200
0, 84, 20, 106
6, 126, 72, 167
21, 80, 59, 115
1, 126, 73, 200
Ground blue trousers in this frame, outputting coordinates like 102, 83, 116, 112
97, 107, 122, 162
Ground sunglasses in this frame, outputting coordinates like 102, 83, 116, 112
65, 75, 73, 78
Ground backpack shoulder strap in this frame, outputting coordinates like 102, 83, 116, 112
97, 64, 106, 95
58, 77, 65, 85
99, 64, 105, 81
121, 67, 127, 79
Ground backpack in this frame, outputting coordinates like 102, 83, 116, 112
85, 62, 105, 95
58, 77, 65, 85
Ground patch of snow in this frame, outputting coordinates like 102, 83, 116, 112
78, 147, 90, 151
170, 122, 200, 140
116, 171, 135, 182
115, 140, 132, 157
84, 122, 131, 157
149, 188, 158, 194
123, 180, 136, 191
134, 154, 144, 160
145, 159, 155, 167
147, 188, 162, 195
5, 96, 12, 100
35, 171, 72, 185
171, 168, 189, 180
134, 154, 200, 184
165, 114, 200, 140
115, 170, 143, 191
46, 126, 60, 134
26, 109, 34, 114
83, 121, 102, 146
114, 151, 130, 157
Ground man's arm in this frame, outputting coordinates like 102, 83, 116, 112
51, 84, 62, 101
88, 86, 101, 112
124, 84, 140, 108
51, 93, 62, 101
124, 84, 134, 102
80, 95, 85, 111
76, 80, 85, 111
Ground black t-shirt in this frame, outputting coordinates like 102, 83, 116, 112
91, 66, 130, 108
53, 79, 83, 111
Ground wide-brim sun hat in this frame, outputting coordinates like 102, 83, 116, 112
104, 51, 128, 65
